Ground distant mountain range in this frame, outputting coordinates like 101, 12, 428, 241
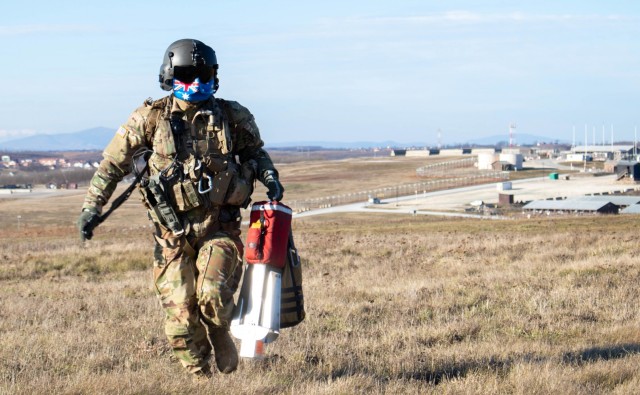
0, 127, 115, 151
0, 127, 569, 152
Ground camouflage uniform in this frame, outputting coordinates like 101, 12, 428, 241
82, 95, 278, 373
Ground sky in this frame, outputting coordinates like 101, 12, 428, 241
1, 1, 640, 146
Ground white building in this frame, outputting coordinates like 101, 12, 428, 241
571, 145, 635, 161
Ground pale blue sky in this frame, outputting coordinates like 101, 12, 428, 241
1, 1, 639, 145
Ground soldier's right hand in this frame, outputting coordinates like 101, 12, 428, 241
77, 208, 98, 241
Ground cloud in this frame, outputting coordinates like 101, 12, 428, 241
0, 129, 39, 143
0, 24, 100, 36
343, 11, 635, 26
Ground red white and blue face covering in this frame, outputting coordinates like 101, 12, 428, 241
172, 77, 216, 102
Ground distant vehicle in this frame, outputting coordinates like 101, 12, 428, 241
368, 197, 381, 204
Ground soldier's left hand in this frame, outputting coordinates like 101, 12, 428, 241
264, 175, 284, 202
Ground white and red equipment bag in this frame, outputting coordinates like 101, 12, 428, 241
231, 201, 293, 358
245, 201, 292, 267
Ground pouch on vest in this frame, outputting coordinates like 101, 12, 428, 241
170, 180, 202, 212
225, 178, 252, 207
245, 201, 292, 268
203, 154, 228, 173
225, 160, 257, 207
280, 231, 305, 328
208, 161, 255, 207
208, 170, 235, 206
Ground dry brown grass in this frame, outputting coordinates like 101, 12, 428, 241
272, 156, 441, 201
1, 159, 639, 394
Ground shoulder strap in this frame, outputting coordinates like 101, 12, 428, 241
144, 96, 171, 144
215, 98, 235, 154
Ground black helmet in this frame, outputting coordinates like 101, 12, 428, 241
159, 39, 218, 91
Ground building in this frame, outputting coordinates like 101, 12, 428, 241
566, 153, 593, 162
405, 148, 442, 157
476, 152, 523, 171
492, 161, 515, 171
477, 153, 497, 170
613, 161, 640, 182
471, 148, 497, 155
522, 199, 619, 214
576, 195, 640, 208
615, 161, 640, 179
498, 153, 523, 170
405, 149, 432, 157
604, 160, 617, 173
502, 147, 533, 156
439, 148, 472, 156
571, 145, 635, 161
531, 144, 571, 159
621, 204, 640, 214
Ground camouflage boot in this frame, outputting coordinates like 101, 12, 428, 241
210, 328, 238, 373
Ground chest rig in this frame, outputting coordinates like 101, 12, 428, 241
143, 97, 251, 220
150, 97, 231, 171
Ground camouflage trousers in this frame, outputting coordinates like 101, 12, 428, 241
152, 215, 243, 374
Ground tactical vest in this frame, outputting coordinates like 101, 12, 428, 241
142, 96, 255, 215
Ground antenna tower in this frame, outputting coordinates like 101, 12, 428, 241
509, 123, 516, 148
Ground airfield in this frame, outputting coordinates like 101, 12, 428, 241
289, 158, 631, 218
292, 172, 629, 219
2, 157, 632, 220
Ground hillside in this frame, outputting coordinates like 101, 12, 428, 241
0, 156, 638, 394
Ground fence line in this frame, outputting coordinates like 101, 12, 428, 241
416, 157, 477, 177
290, 171, 509, 212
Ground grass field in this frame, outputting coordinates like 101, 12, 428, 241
1, 156, 639, 394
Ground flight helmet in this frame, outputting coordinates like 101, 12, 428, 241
158, 39, 219, 93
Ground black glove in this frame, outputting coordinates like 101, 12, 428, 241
77, 208, 100, 241
263, 171, 284, 201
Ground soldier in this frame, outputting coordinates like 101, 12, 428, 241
77, 39, 284, 377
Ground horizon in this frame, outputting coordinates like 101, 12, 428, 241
8, 126, 640, 152
2, 1, 640, 146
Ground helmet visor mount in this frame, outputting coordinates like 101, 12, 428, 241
173, 64, 216, 84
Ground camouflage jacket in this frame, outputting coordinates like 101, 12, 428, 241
82, 95, 277, 214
